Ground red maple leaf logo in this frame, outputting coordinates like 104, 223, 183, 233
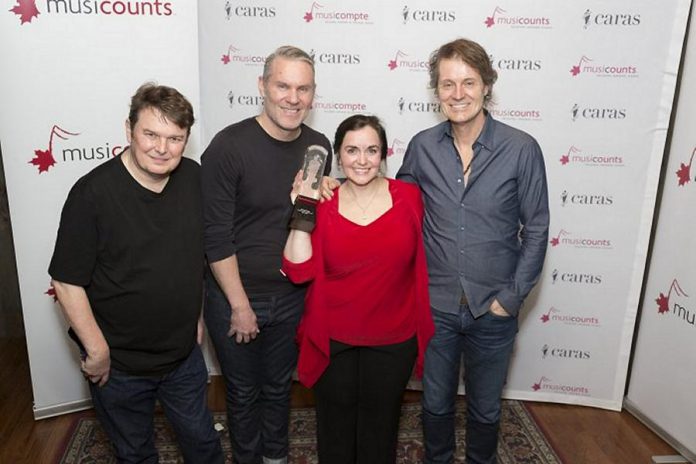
532, 382, 541, 391
221, 53, 230, 65
387, 147, 394, 156
540, 313, 549, 323
549, 229, 568, 247
559, 154, 570, 165
656, 279, 688, 315
675, 149, 696, 186
570, 65, 581, 76
570, 56, 592, 77
484, 16, 494, 27
549, 237, 559, 247
387, 59, 397, 70
303, 11, 313, 22
10, 0, 39, 25
45, 285, 57, 302
28, 125, 80, 173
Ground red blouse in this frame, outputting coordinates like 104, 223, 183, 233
281, 179, 434, 387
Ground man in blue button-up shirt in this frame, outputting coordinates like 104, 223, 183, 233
397, 38, 549, 464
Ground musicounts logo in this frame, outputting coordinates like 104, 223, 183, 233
539, 306, 601, 328
313, 94, 367, 114
489, 107, 542, 122
559, 145, 624, 168
541, 344, 590, 360
656, 279, 695, 328
560, 189, 613, 207
549, 228, 612, 249
582, 9, 640, 29
224, 1, 275, 19
28, 125, 124, 173
490, 55, 542, 72
551, 268, 603, 286
220, 45, 264, 66
309, 48, 361, 66
303, 1, 371, 24
675, 147, 696, 186
10, 0, 174, 24
531, 376, 590, 396
570, 55, 638, 78
387, 50, 428, 72
484, 6, 551, 29
571, 103, 627, 121
397, 97, 440, 115
226, 91, 264, 109
401, 5, 455, 24
387, 138, 407, 157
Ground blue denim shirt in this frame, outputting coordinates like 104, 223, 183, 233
397, 113, 549, 318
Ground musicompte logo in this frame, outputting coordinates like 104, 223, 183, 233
551, 268, 603, 286
571, 103, 627, 122
531, 376, 590, 396
28, 124, 124, 173
539, 306, 601, 328
488, 106, 542, 122
560, 189, 613, 208
313, 94, 367, 114
303, 1, 371, 25
220, 45, 264, 66
387, 138, 407, 157
675, 147, 696, 186
387, 50, 427, 72
582, 9, 640, 29
541, 343, 590, 360
559, 145, 624, 168
224, 0, 275, 19
656, 279, 694, 327
400, 5, 455, 24
549, 228, 612, 250
10, 0, 174, 24
570, 55, 638, 78
484, 6, 551, 29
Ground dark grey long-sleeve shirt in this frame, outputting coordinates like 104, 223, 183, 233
397, 113, 549, 317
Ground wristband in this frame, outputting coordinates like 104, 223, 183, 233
290, 195, 318, 232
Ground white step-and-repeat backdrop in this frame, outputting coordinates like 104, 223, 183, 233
0, 0, 691, 418
625, 3, 696, 460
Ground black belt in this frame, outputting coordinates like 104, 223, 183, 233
460, 293, 469, 305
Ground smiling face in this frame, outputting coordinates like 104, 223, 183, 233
257, 57, 315, 141
338, 126, 383, 187
125, 106, 187, 184
436, 57, 489, 130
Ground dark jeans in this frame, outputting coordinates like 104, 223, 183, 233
89, 345, 224, 464
204, 277, 304, 464
313, 337, 417, 464
422, 306, 518, 464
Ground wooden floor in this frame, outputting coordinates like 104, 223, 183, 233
0, 337, 678, 464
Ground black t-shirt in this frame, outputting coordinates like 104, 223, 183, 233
49, 156, 203, 375
201, 118, 331, 297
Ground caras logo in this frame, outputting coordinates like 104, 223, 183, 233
401, 5, 455, 24
559, 145, 624, 168
490, 55, 542, 72
227, 90, 264, 109
570, 55, 638, 78
551, 268, 603, 285
571, 103, 627, 121
387, 50, 427, 72
531, 376, 590, 396
10, 0, 39, 24
220, 45, 264, 66
539, 306, 601, 328
303, 1, 370, 24
675, 147, 696, 186
560, 189, 613, 207
29, 125, 79, 173
656, 279, 694, 327
397, 97, 440, 115
541, 344, 590, 360
484, 6, 551, 29
583, 9, 640, 29
225, 1, 275, 19
309, 48, 361, 66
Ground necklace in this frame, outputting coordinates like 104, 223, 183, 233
462, 158, 473, 176
346, 180, 380, 220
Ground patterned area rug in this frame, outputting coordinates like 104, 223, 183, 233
57, 399, 561, 463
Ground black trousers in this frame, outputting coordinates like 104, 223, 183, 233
313, 337, 418, 464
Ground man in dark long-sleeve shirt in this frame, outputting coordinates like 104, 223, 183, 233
397, 38, 549, 464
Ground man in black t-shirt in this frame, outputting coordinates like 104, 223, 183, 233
49, 83, 223, 464
201, 46, 331, 464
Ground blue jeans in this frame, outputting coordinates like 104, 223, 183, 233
89, 345, 224, 464
204, 277, 304, 464
422, 306, 518, 464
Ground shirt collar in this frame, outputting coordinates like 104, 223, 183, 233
438, 110, 495, 152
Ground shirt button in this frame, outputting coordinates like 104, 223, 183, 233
460, 250, 464, 254
460, 226, 465, 231
457, 178, 462, 183
460, 203, 464, 207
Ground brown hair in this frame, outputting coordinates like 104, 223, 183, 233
428, 38, 497, 100
262, 45, 316, 86
333, 114, 388, 161
128, 83, 194, 135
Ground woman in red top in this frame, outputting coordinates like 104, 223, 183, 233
282, 115, 434, 463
